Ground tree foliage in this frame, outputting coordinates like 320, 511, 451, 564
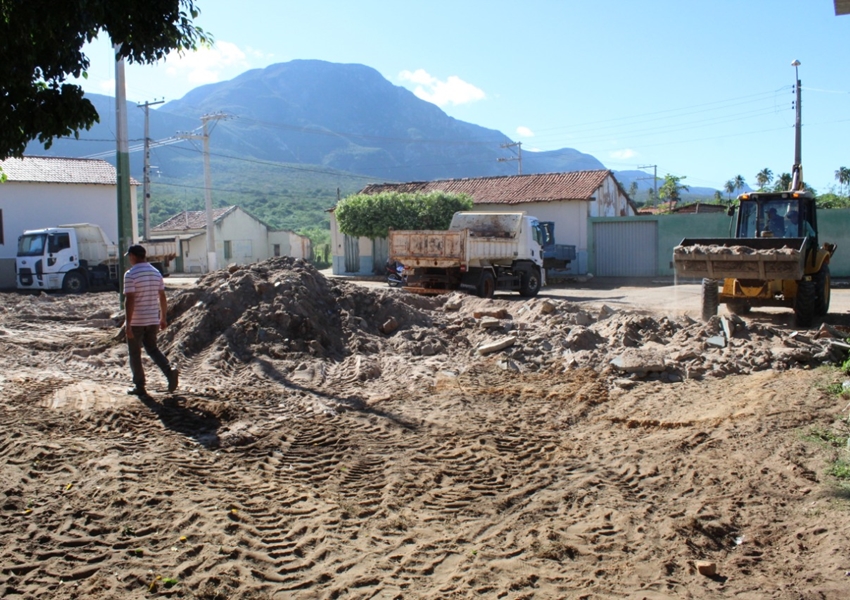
755, 168, 773, 190
658, 174, 689, 205
0, 0, 211, 159
335, 191, 474, 239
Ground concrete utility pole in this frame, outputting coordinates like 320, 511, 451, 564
790, 59, 803, 191
114, 44, 133, 299
138, 99, 164, 240
498, 142, 523, 175
637, 164, 658, 205
177, 113, 228, 272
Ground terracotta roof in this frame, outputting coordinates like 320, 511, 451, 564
359, 170, 614, 204
0, 156, 137, 185
153, 206, 237, 232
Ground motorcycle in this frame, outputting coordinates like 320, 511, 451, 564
386, 260, 406, 287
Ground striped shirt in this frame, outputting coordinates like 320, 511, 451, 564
124, 263, 164, 327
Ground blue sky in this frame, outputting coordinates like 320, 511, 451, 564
77, 0, 850, 193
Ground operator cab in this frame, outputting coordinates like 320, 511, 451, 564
736, 191, 816, 243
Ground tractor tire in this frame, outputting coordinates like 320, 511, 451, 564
794, 280, 816, 328
62, 271, 87, 294
701, 278, 718, 322
519, 266, 541, 297
477, 271, 495, 299
726, 301, 751, 315
815, 266, 831, 316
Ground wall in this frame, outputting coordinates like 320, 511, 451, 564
589, 209, 850, 278
0, 181, 125, 289
590, 176, 633, 217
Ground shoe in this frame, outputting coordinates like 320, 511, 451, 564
127, 386, 148, 397
167, 369, 179, 393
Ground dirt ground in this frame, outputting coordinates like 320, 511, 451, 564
2, 259, 850, 599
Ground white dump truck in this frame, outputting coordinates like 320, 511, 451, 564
16, 223, 176, 293
389, 212, 573, 297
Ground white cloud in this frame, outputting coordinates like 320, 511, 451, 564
398, 69, 485, 107
610, 148, 637, 160
164, 40, 250, 85
516, 126, 535, 137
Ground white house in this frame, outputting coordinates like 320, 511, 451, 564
0, 156, 138, 289
151, 205, 311, 273
330, 170, 636, 276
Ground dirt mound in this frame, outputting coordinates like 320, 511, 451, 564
163, 257, 441, 365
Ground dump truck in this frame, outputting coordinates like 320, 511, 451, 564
16, 223, 177, 293
673, 191, 835, 326
388, 211, 574, 297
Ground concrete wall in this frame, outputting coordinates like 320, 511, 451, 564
0, 181, 134, 288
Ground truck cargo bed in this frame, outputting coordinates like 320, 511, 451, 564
673, 237, 806, 280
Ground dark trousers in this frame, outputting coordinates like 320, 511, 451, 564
128, 325, 172, 389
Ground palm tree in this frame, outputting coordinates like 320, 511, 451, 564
773, 172, 792, 192
658, 174, 689, 210
733, 174, 746, 195
755, 168, 773, 190
724, 179, 736, 201
713, 190, 723, 202
835, 166, 850, 197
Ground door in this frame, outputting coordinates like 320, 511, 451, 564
344, 234, 360, 273
593, 221, 657, 277
372, 237, 389, 274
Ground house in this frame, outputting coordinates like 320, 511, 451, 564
151, 205, 311, 273
0, 156, 138, 289
330, 170, 636, 276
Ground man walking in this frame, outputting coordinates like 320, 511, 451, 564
124, 244, 178, 397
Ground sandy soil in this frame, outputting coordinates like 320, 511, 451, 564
2, 258, 850, 599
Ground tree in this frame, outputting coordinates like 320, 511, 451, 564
773, 173, 793, 192
0, 1, 211, 160
713, 190, 723, 202
658, 174, 689, 209
755, 168, 773, 190
724, 180, 736, 201
627, 181, 638, 200
835, 166, 850, 197
335, 191, 474, 239
733, 174, 746, 195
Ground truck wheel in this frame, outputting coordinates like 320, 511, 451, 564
477, 271, 495, 298
726, 301, 751, 315
62, 271, 87, 294
794, 280, 816, 328
814, 266, 830, 316
519, 266, 541, 297
701, 278, 718, 322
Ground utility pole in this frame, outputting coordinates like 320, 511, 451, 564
177, 113, 228, 272
790, 59, 803, 191
137, 99, 164, 240
637, 164, 658, 205
498, 141, 522, 175
114, 44, 133, 302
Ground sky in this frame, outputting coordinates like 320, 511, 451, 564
76, 0, 850, 194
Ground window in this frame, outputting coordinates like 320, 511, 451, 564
223, 240, 232, 260
48, 233, 71, 253
273, 244, 281, 257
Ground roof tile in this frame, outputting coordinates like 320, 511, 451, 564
153, 206, 236, 231
0, 156, 132, 185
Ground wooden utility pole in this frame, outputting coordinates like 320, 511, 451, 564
638, 164, 658, 205
114, 44, 133, 300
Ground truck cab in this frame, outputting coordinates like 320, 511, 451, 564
16, 225, 118, 293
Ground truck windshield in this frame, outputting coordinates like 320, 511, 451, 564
17, 234, 47, 257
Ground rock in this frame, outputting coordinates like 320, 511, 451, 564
574, 311, 594, 326
478, 335, 517, 355
706, 336, 726, 348
228, 264, 240, 274
480, 316, 502, 329
612, 378, 637, 389
444, 298, 463, 311
420, 343, 437, 356
540, 300, 557, 314
380, 317, 399, 334
695, 561, 717, 577
474, 309, 509, 319
609, 349, 667, 376
498, 359, 521, 371
598, 305, 616, 320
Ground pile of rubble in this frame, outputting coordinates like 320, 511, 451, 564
157, 258, 847, 388
673, 244, 800, 257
